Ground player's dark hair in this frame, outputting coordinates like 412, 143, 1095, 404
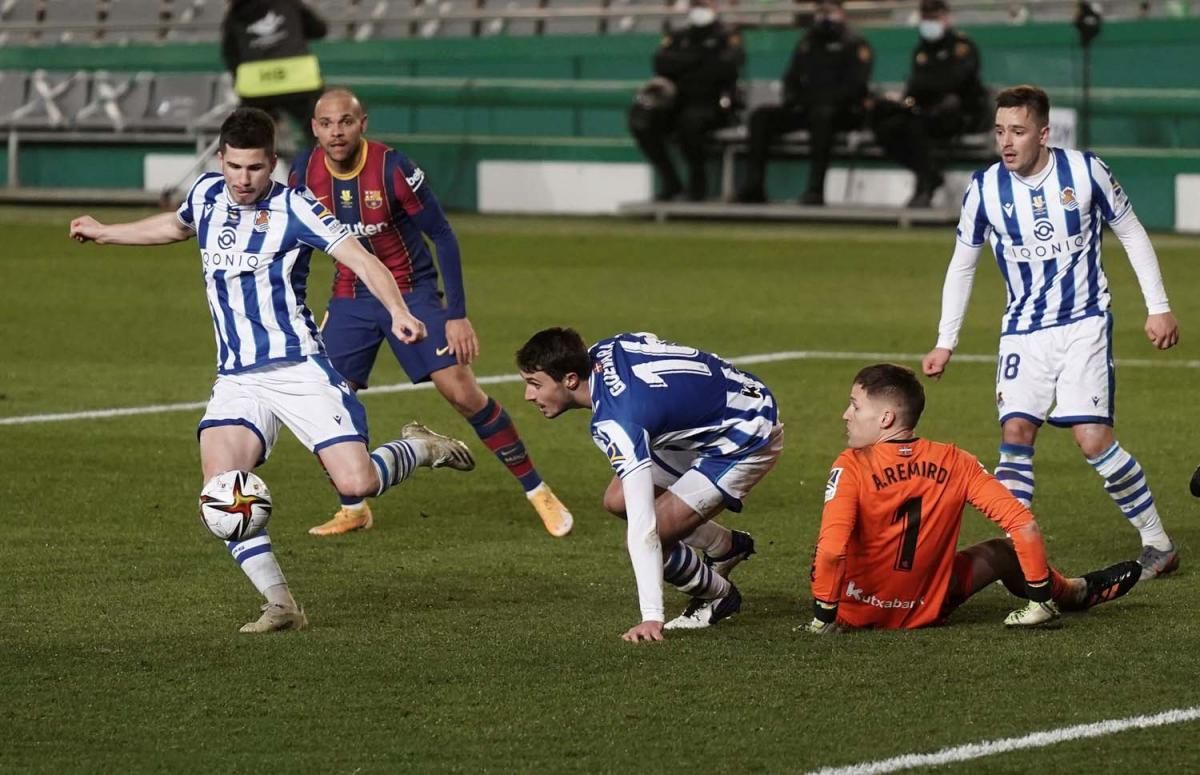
219, 107, 276, 157
854, 363, 926, 429
517, 328, 591, 381
995, 85, 1050, 128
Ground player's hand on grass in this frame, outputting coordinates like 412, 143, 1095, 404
621, 620, 664, 643
69, 216, 104, 243
922, 348, 953, 379
390, 310, 427, 344
1145, 312, 1179, 351
445, 318, 481, 366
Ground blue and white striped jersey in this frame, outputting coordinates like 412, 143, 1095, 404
956, 148, 1131, 335
176, 173, 351, 374
588, 332, 778, 481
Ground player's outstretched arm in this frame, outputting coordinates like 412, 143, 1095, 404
329, 239, 426, 344
69, 212, 192, 246
620, 465, 667, 643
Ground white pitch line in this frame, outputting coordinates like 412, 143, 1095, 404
3, 349, 1199, 427
807, 705, 1200, 775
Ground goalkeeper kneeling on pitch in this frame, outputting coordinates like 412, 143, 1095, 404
802, 363, 1141, 634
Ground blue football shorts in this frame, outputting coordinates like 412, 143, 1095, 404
321, 285, 459, 387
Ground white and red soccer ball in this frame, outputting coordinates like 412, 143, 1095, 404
199, 470, 272, 541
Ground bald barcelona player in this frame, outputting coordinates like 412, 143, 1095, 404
803, 364, 1140, 634
290, 88, 573, 538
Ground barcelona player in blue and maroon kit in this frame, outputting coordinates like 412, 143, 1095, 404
290, 88, 573, 538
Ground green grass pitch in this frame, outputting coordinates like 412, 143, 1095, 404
1, 208, 1198, 773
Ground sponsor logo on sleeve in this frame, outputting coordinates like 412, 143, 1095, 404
824, 467, 843, 503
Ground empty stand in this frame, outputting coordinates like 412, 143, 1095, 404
102, 0, 166, 43
74, 70, 154, 130
138, 72, 216, 131
478, 0, 538, 37
0, 70, 29, 123
542, 0, 600, 35
8, 70, 91, 129
0, 0, 41, 45
415, 0, 478, 38
40, 0, 103, 44
165, 0, 219, 42
607, 0, 669, 34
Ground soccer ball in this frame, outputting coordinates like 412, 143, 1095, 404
199, 470, 272, 541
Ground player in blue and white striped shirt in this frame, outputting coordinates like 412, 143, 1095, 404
518, 329, 783, 643
922, 85, 1180, 579
70, 108, 474, 633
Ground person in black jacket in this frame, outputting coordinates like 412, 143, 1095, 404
870, 0, 988, 207
629, 0, 744, 201
735, 0, 872, 206
222, 0, 328, 137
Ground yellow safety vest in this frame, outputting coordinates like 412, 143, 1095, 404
234, 54, 322, 99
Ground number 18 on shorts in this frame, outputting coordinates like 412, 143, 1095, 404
995, 313, 1115, 428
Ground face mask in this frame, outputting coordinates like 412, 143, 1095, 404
688, 7, 717, 26
918, 19, 946, 41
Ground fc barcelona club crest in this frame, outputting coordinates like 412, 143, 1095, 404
253, 209, 271, 232
364, 190, 384, 210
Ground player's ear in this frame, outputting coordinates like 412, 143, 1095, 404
361, 114, 369, 133
879, 408, 895, 429
564, 372, 578, 390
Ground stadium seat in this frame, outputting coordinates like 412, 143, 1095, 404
194, 72, 238, 133
40, 0, 102, 44
542, 0, 600, 36
0, 70, 30, 125
607, 0, 669, 34
102, 0, 166, 43
311, 0, 353, 39
365, 0, 415, 39
8, 70, 91, 129
0, 0, 42, 46
166, 0, 220, 42
75, 71, 154, 131
479, 0, 538, 37
137, 72, 217, 132
416, 0, 478, 38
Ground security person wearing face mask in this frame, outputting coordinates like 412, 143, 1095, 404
870, 0, 987, 207
628, 0, 745, 201
734, 0, 872, 206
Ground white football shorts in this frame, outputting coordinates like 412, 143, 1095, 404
198, 355, 369, 460
995, 313, 1114, 428
649, 424, 785, 517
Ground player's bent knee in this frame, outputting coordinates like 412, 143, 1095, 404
1001, 419, 1038, 446
330, 467, 379, 498
602, 479, 627, 517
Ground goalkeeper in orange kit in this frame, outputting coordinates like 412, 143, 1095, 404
803, 363, 1140, 634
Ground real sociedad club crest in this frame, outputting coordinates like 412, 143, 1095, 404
1060, 187, 1079, 211
254, 209, 271, 233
